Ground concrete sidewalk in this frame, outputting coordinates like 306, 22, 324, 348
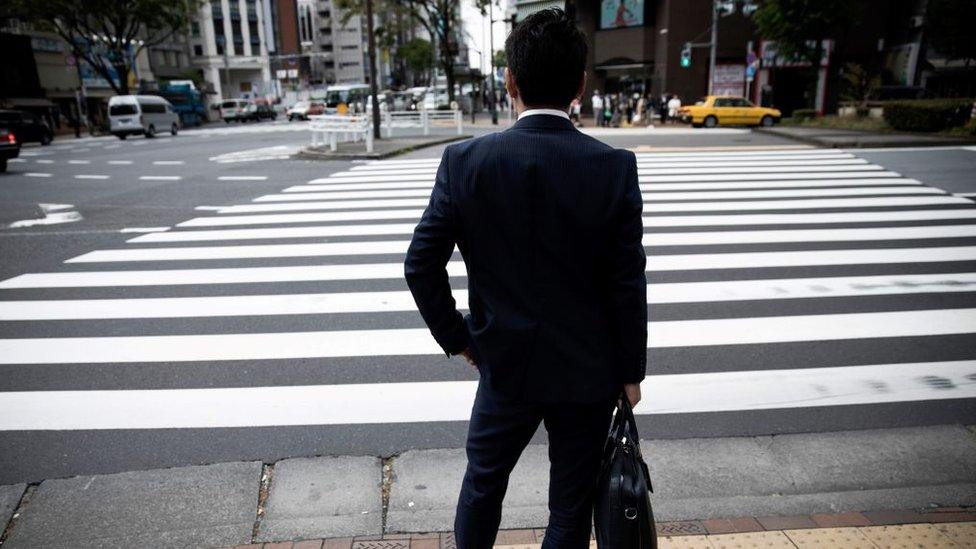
1, 425, 974, 548
755, 125, 976, 148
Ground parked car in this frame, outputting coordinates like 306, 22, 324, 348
286, 100, 325, 120
108, 95, 181, 139
0, 110, 54, 145
0, 127, 21, 173
251, 100, 278, 121
219, 99, 254, 123
678, 96, 782, 128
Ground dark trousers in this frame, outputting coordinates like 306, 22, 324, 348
454, 378, 615, 549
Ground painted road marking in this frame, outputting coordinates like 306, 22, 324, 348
68, 160, 90, 164
153, 161, 185, 165
311, 171, 905, 185
127, 221, 976, 245
4, 273, 974, 320
217, 176, 269, 181
139, 176, 182, 181
119, 227, 170, 234
2, 361, 973, 430
280, 178, 925, 194
0, 308, 974, 364
2, 204, 82, 229
107, 160, 133, 165
74, 175, 110, 180
6, 246, 976, 288
22, 173, 53, 178
177, 209, 425, 227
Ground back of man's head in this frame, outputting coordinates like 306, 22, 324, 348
504, 8, 588, 109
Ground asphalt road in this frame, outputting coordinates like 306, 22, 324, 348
1, 120, 974, 484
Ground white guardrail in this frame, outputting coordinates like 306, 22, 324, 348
309, 114, 373, 152
308, 110, 463, 152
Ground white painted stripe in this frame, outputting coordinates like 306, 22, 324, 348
218, 176, 269, 181
119, 227, 170, 234
67, 160, 90, 164
5, 273, 974, 320
73, 175, 110, 180
128, 219, 976, 244
279, 178, 925, 195
331, 164, 883, 179
22, 173, 52, 178
137, 210, 976, 243
231, 187, 944, 212
648, 196, 969, 212
34, 159, 54, 164
8, 158, 25, 163
107, 160, 133, 165
341, 160, 869, 176
128, 223, 420, 242
104, 144, 121, 149
7, 246, 976, 289
153, 160, 184, 165
644, 209, 976, 227
2, 360, 972, 430
139, 176, 182, 181
214, 195, 967, 215
66, 241, 412, 262
640, 172, 903, 183
311, 171, 904, 185
0, 309, 973, 365
178, 209, 425, 227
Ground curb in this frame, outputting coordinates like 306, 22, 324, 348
753, 126, 976, 148
295, 135, 472, 160
223, 507, 976, 548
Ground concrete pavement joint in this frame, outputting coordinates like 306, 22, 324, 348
0, 484, 34, 546
382, 456, 396, 535
251, 463, 275, 543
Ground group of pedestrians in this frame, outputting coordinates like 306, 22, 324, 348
589, 89, 683, 127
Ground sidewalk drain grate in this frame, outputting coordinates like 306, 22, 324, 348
658, 521, 708, 535
351, 541, 409, 549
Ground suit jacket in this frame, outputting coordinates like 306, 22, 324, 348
404, 113, 647, 402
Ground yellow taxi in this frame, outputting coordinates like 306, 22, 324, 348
678, 96, 781, 128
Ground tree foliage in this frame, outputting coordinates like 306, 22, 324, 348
398, 38, 434, 83
492, 49, 506, 69
8, 0, 198, 95
752, 0, 859, 68
925, 0, 976, 65
839, 62, 880, 106
335, 0, 489, 101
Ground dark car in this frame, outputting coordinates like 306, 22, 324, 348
241, 101, 277, 121
0, 110, 54, 145
0, 127, 21, 173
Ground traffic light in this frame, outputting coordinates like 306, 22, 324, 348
680, 43, 692, 68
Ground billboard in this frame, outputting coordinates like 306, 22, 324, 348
601, 0, 644, 29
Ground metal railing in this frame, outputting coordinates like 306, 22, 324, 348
308, 114, 373, 153
379, 109, 463, 137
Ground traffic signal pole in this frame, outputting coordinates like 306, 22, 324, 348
708, 0, 718, 95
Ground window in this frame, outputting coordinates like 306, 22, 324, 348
341, 45, 357, 50
109, 104, 138, 116
714, 98, 733, 107
191, 22, 200, 37
139, 102, 167, 114
194, 44, 203, 56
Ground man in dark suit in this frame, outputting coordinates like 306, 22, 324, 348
404, 8, 647, 548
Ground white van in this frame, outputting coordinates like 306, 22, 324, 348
108, 95, 180, 140
324, 84, 370, 114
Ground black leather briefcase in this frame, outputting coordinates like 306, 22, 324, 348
593, 396, 657, 549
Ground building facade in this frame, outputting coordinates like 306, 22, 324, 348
190, 0, 273, 100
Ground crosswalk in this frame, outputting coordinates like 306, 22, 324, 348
1, 148, 974, 445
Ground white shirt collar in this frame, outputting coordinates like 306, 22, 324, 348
517, 108, 571, 121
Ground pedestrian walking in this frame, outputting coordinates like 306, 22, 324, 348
405, 8, 646, 548
591, 90, 604, 126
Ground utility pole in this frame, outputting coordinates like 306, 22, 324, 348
488, 0, 498, 125
708, 0, 718, 95
365, 0, 382, 139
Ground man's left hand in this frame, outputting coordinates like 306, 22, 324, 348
457, 347, 478, 370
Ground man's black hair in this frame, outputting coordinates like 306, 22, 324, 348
504, 8, 588, 109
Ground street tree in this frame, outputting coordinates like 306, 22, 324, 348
924, 0, 976, 66
399, 38, 435, 84
492, 49, 506, 69
336, 0, 489, 103
752, 0, 860, 108
8, 0, 198, 95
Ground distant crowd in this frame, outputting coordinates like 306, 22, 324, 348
582, 90, 684, 127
